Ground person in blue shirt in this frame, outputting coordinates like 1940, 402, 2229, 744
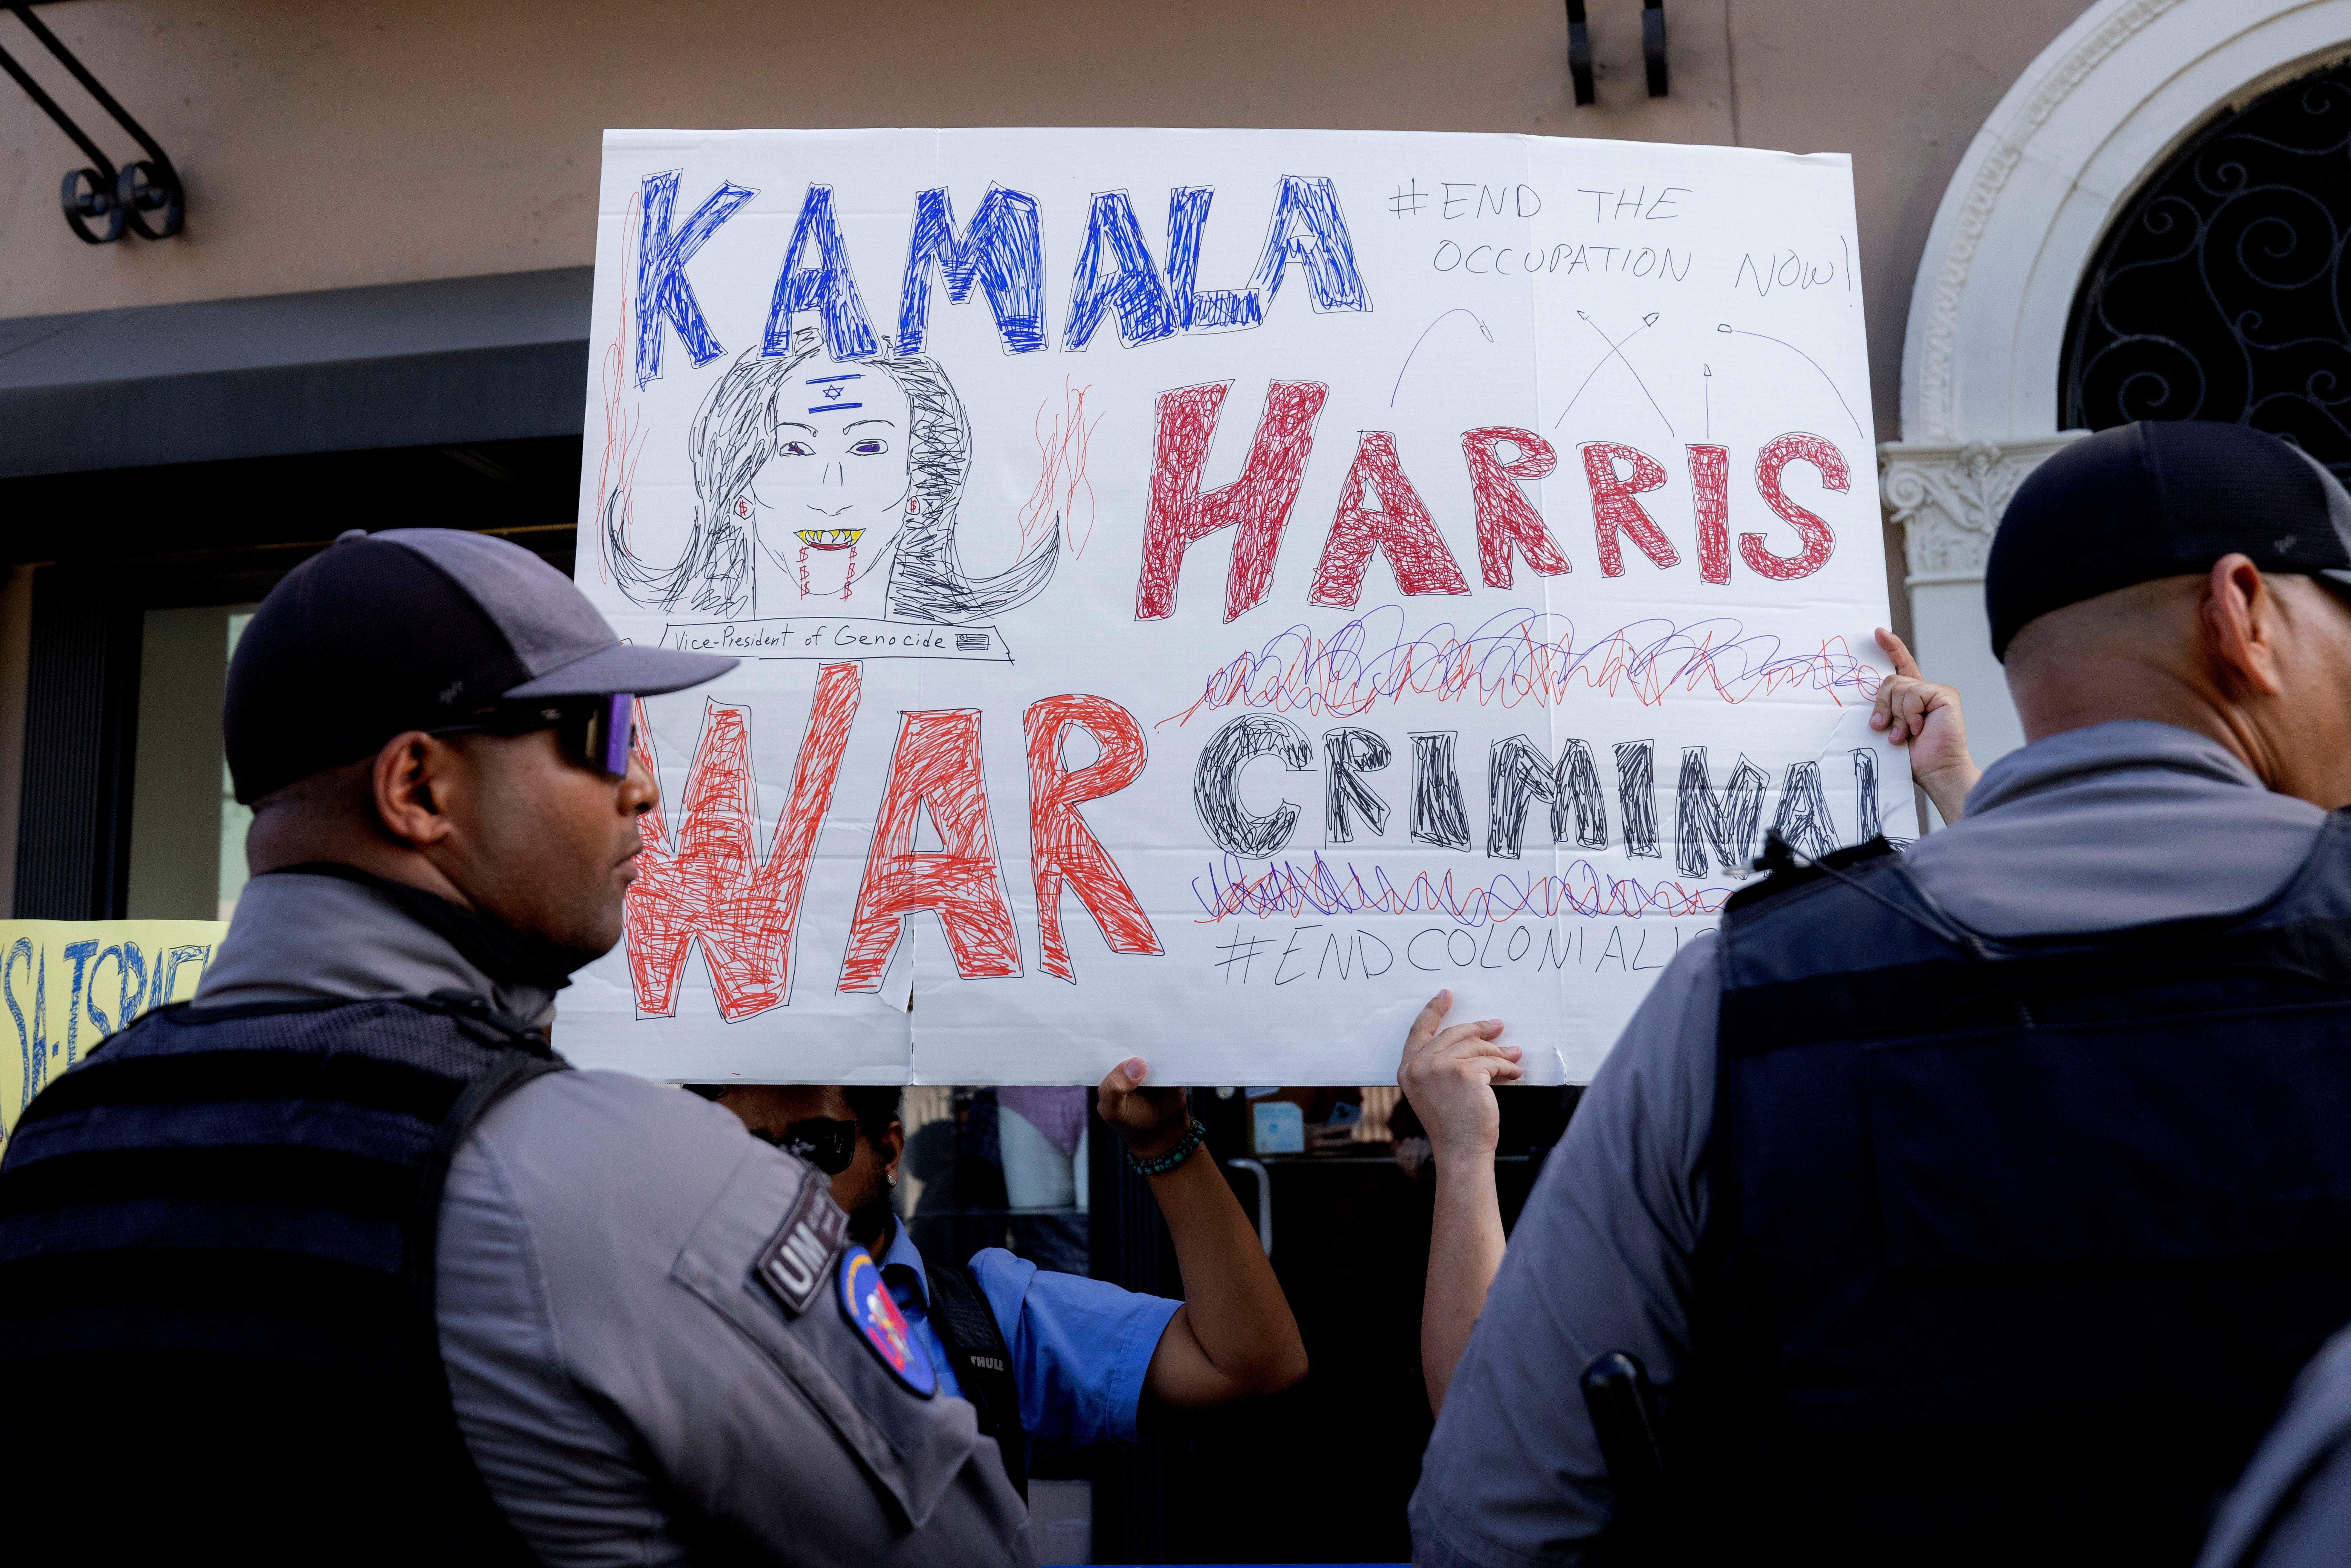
706, 1060, 1307, 1494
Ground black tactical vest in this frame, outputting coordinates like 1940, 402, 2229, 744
0, 993, 565, 1567
1693, 817, 2351, 1564
919, 1256, 1029, 1499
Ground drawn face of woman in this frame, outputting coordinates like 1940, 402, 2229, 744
738, 365, 914, 597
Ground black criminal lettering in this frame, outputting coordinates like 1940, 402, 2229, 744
1676, 745, 1768, 877
1410, 731, 1472, 851
1195, 714, 1313, 859
1615, 740, 1660, 859
1325, 727, 1393, 845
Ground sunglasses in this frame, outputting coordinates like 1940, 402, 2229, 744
752, 1116, 862, 1175
431, 692, 637, 779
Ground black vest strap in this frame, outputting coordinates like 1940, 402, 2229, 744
921, 1257, 1030, 1499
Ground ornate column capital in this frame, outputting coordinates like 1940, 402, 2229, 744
1878, 434, 2086, 584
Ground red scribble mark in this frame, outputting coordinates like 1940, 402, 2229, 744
1136, 380, 1329, 622
595, 187, 651, 590
1686, 443, 1731, 585
840, 709, 1023, 991
1744, 431, 1844, 580
1308, 432, 1470, 607
1193, 851, 1731, 924
1025, 695, 1162, 982
1462, 427, 1570, 589
1163, 606, 1882, 727
1583, 442, 1680, 578
623, 666, 862, 1020
1023, 378, 1103, 557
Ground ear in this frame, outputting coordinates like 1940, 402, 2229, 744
2201, 554, 2290, 699
880, 1119, 907, 1184
369, 731, 465, 849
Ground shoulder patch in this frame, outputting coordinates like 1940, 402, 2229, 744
839, 1249, 937, 1398
754, 1179, 849, 1318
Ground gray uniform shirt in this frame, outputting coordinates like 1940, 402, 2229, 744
1410, 722, 2331, 1568
2199, 1324, 2351, 1568
197, 872, 1033, 1567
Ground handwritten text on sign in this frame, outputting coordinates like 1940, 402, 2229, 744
566, 128, 1908, 1087
0, 921, 225, 1141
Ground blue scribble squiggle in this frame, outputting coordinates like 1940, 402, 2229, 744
1193, 849, 1734, 926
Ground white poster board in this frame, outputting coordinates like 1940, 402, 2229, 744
561, 127, 1909, 1087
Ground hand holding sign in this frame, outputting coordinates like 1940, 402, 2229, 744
1870, 627, 1980, 823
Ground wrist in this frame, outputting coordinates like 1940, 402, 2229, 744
1435, 1146, 1499, 1183
1128, 1118, 1206, 1177
1918, 763, 1982, 823
1122, 1118, 1191, 1161
1914, 758, 1980, 795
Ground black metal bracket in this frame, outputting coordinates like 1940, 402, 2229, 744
0, 3, 183, 244
1569, 1, 1668, 105
1566, 0, 1595, 106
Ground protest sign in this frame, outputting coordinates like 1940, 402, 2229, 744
0, 920, 226, 1143
565, 128, 1909, 1087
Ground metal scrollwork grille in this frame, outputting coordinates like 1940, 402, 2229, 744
2063, 57, 2351, 479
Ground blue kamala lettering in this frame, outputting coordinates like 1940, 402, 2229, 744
1063, 191, 1179, 352
634, 170, 759, 389
764, 183, 880, 362
897, 186, 1047, 355
1166, 187, 1263, 332
1251, 175, 1371, 314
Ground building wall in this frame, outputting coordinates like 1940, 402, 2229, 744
0, 0, 2093, 441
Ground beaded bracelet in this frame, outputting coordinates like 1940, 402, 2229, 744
1127, 1117, 1206, 1177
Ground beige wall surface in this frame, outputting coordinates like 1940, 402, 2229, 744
0, 0, 2091, 438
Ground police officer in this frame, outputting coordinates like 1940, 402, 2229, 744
707, 1068, 1309, 1497
1411, 420, 2351, 1567
0, 530, 1031, 1567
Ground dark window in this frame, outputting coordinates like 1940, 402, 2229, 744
2063, 56, 2351, 478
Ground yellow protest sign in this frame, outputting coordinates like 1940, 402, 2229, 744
1, 920, 229, 1143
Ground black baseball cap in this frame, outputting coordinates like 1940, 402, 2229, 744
1986, 420, 2351, 661
225, 528, 735, 803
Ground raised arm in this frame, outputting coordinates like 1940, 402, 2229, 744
1098, 1060, 1309, 1409
1397, 990, 1519, 1413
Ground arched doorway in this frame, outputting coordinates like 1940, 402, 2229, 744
1882, 0, 2351, 781
2063, 56, 2351, 476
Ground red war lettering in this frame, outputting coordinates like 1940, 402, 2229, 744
1744, 431, 1845, 581
1025, 695, 1162, 983
1136, 379, 1328, 623
1308, 432, 1471, 608
1685, 444, 1731, 585
1582, 442, 1681, 577
624, 664, 861, 1020
840, 708, 1022, 991
1462, 427, 1571, 588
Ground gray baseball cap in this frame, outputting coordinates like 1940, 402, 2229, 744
225, 528, 734, 802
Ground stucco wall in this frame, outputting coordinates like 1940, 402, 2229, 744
0, 0, 2090, 439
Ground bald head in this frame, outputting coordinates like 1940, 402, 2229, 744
2004, 554, 2351, 809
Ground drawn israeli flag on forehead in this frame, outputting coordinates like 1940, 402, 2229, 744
805, 371, 863, 413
